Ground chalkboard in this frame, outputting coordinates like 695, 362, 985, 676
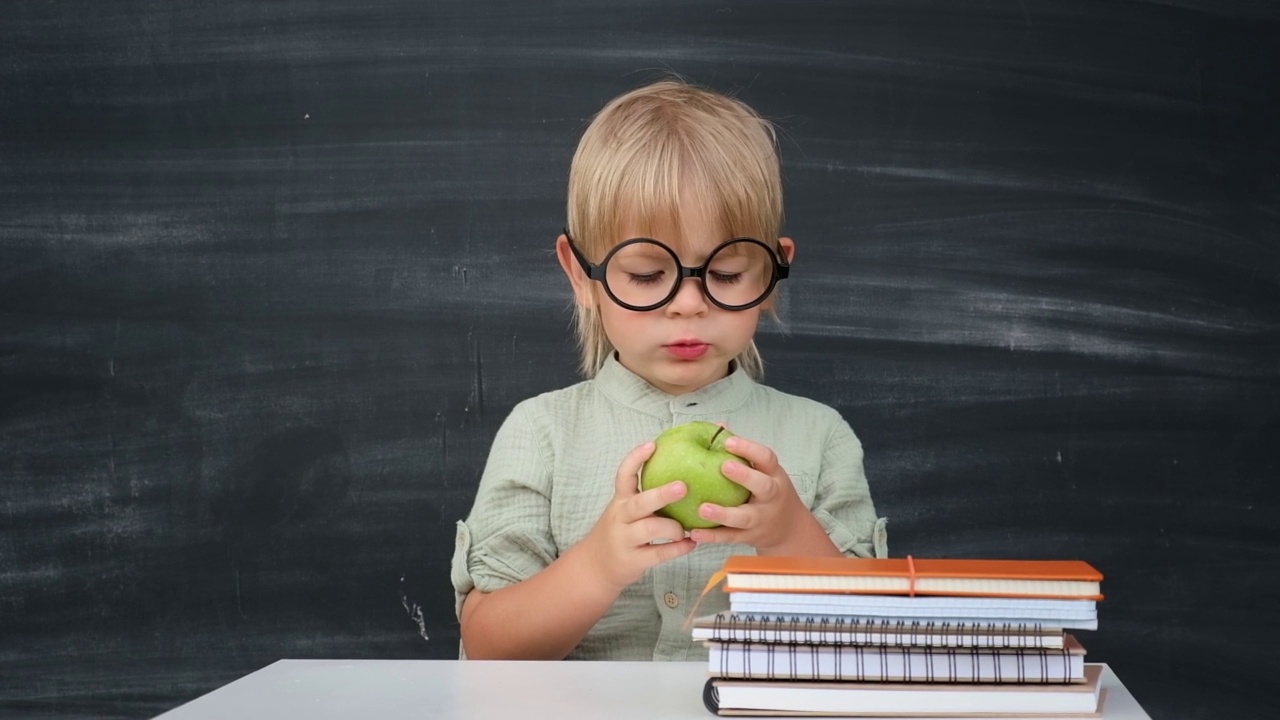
2, 1, 1277, 718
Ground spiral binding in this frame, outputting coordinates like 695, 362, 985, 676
706, 613, 1055, 648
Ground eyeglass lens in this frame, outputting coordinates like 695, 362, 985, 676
603, 239, 777, 309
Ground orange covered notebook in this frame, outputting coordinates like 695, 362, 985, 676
716, 556, 1103, 600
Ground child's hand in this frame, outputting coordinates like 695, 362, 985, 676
575, 442, 697, 592
687, 434, 837, 556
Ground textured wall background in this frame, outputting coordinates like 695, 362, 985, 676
2, 1, 1277, 717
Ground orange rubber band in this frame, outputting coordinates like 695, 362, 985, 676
906, 554, 917, 597
683, 568, 728, 631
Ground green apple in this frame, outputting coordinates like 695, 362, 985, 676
639, 421, 751, 530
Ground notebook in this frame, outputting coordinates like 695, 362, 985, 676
706, 633, 1087, 683
691, 612, 1068, 649
705, 664, 1105, 717
718, 556, 1104, 600
728, 593, 1097, 628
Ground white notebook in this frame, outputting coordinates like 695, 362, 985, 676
691, 612, 1068, 648
729, 593, 1098, 624
707, 633, 1087, 683
709, 664, 1104, 716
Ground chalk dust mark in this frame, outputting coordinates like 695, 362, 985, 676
234, 560, 245, 618
110, 315, 120, 377
108, 433, 118, 486
107, 315, 120, 485
437, 413, 447, 469
400, 574, 430, 641
469, 332, 485, 418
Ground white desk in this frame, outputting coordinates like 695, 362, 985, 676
154, 660, 1152, 719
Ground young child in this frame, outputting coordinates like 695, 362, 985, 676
450, 78, 887, 661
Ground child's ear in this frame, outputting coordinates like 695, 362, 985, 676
778, 236, 796, 264
760, 236, 796, 314
556, 234, 597, 309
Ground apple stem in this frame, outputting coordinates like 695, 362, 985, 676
708, 426, 726, 448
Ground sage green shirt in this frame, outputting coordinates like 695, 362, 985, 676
451, 354, 888, 660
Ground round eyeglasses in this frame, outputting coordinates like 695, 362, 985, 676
565, 230, 790, 312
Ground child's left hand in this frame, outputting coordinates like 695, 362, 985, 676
687, 433, 838, 556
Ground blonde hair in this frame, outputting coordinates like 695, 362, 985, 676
566, 78, 785, 380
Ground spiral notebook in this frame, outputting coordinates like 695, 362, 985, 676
704, 664, 1105, 717
691, 612, 1067, 648
727, 593, 1098, 629
707, 633, 1087, 683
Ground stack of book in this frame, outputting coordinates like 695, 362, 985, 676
693, 556, 1105, 717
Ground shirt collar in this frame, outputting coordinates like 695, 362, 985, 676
593, 352, 756, 420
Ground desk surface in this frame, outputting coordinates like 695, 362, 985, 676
154, 660, 1151, 719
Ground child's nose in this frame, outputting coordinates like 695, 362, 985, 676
664, 276, 709, 317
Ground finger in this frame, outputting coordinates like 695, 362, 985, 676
636, 537, 697, 565
634, 516, 689, 545
718, 458, 774, 500
695, 501, 758, 531
688, 525, 745, 546
614, 442, 656, 497
723, 434, 780, 474
621, 481, 687, 523
723, 435, 787, 501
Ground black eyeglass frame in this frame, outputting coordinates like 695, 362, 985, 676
564, 228, 790, 312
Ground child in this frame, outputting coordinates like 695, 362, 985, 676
450, 78, 887, 661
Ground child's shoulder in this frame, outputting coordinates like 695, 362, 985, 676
506, 376, 598, 423
736, 381, 856, 445
751, 381, 845, 423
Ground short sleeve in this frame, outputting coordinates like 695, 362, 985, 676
450, 401, 558, 621
811, 417, 888, 558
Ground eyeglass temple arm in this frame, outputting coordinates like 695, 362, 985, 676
563, 228, 608, 281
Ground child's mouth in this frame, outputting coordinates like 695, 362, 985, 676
664, 342, 709, 360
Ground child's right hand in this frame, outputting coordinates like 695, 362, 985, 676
576, 441, 697, 592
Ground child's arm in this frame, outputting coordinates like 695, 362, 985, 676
686, 434, 844, 557
459, 442, 696, 659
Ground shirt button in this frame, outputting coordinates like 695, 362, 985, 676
663, 592, 679, 608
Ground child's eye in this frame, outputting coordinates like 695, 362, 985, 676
709, 272, 743, 285
627, 272, 666, 286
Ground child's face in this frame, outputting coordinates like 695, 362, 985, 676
571, 197, 792, 396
